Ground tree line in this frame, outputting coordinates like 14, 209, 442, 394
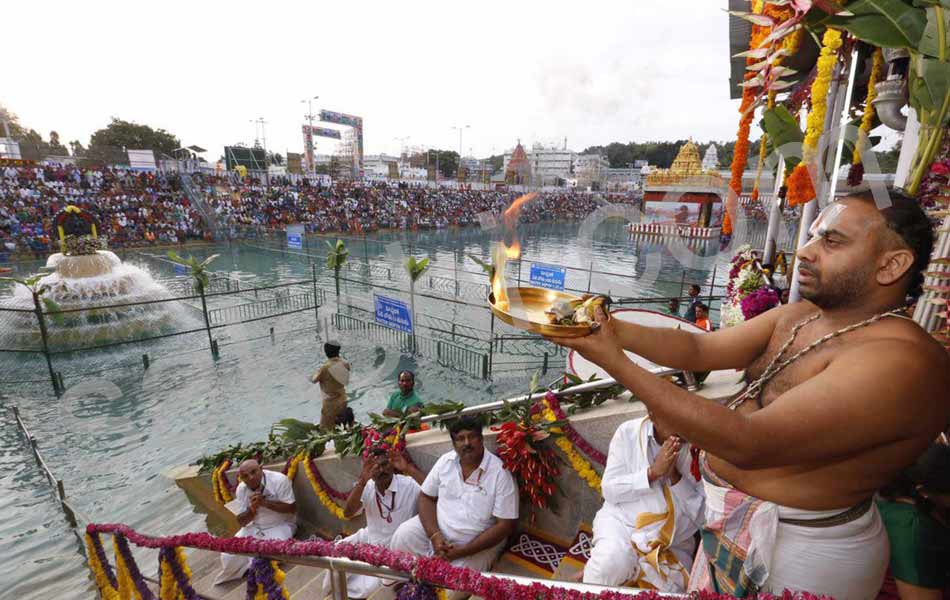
1, 103, 901, 174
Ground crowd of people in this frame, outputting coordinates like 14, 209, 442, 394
0, 164, 206, 257
219, 192, 949, 600
0, 163, 633, 259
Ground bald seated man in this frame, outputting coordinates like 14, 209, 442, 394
214, 459, 297, 585
548, 191, 950, 600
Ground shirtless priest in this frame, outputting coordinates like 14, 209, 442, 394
547, 192, 950, 600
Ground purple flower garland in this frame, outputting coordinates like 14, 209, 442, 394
87, 523, 832, 600
396, 582, 440, 600
114, 534, 156, 600
88, 530, 119, 590
543, 392, 607, 467
739, 287, 780, 320
247, 558, 288, 600
159, 546, 199, 600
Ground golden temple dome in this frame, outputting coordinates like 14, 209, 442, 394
645, 140, 723, 188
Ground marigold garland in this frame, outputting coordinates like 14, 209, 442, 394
541, 392, 607, 466
283, 452, 304, 481
86, 531, 120, 600
788, 27, 844, 206
306, 455, 350, 501
212, 459, 233, 504
303, 453, 348, 520
113, 536, 141, 600
725, 1, 794, 234
248, 558, 291, 600
158, 546, 196, 600
848, 47, 884, 186
114, 534, 156, 600
539, 401, 602, 493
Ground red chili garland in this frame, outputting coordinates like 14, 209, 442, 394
492, 421, 561, 512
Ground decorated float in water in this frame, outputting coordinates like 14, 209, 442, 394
629, 140, 726, 239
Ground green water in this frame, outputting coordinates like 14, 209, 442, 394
1, 221, 740, 599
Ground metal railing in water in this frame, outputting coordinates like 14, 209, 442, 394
331, 312, 490, 379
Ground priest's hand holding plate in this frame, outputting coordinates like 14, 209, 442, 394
544, 306, 625, 368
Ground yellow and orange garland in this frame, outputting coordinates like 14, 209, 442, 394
853, 47, 884, 166
539, 398, 602, 493
725, 0, 795, 233
212, 460, 234, 504
86, 533, 120, 600
787, 27, 844, 206
303, 452, 348, 520
113, 537, 139, 600
159, 547, 193, 600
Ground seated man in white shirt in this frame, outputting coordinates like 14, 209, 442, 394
390, 415, 518, 574
326, 447, 426, 599
584, 414, 705, 591
214, 459, 297, 585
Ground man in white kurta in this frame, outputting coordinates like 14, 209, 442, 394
584, 416, 705, 592
214, 460, 297, 585
390, 416, 518, 575
328, 450, 425, 598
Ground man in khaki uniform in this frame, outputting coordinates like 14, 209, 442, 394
311, 340, 351, 430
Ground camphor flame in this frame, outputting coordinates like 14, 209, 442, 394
490, 193, 537, 310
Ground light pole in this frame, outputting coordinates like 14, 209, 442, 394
302, 96, 319, 174
451, 125, 470, 182
428, 149, 441, 187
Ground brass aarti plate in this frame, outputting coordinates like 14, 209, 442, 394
488, 286, 605, 338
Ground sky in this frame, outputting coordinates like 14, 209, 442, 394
4, 0, 741, 160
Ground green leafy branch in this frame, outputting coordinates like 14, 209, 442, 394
167, 251, 219, 290
0, 274, 65, 326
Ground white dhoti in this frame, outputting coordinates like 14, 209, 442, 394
693, 478, 889, 600
318, 529, 394, 599
390, 515, 505, 572
214, 522, 296, 585
584, 489, 695, 592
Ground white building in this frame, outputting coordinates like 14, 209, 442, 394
502, 143, 576, 186
364, 153, 402, 177
575, 154, 609, 189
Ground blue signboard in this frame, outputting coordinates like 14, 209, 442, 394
286, 224, 305, 250
529, 263, 566, 291
374, 294, 413, 334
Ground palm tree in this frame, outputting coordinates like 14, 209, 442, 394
168, 251, 219, 354
405, 255, 429, 352
1, 273, 63, 391
326, 240, 348, 298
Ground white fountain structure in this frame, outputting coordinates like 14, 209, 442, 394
1, 208, 183, 349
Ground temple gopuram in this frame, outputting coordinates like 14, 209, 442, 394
504, 141, 531, 186
632, 140, 726, 239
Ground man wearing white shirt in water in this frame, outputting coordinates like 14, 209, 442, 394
584, 414, 705, 592
390, 416, 518, 575
214, 459, 297, 585
326, 448, 426, 599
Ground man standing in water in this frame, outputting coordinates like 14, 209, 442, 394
548, 192, 950, 600
311, 340, 351, 430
